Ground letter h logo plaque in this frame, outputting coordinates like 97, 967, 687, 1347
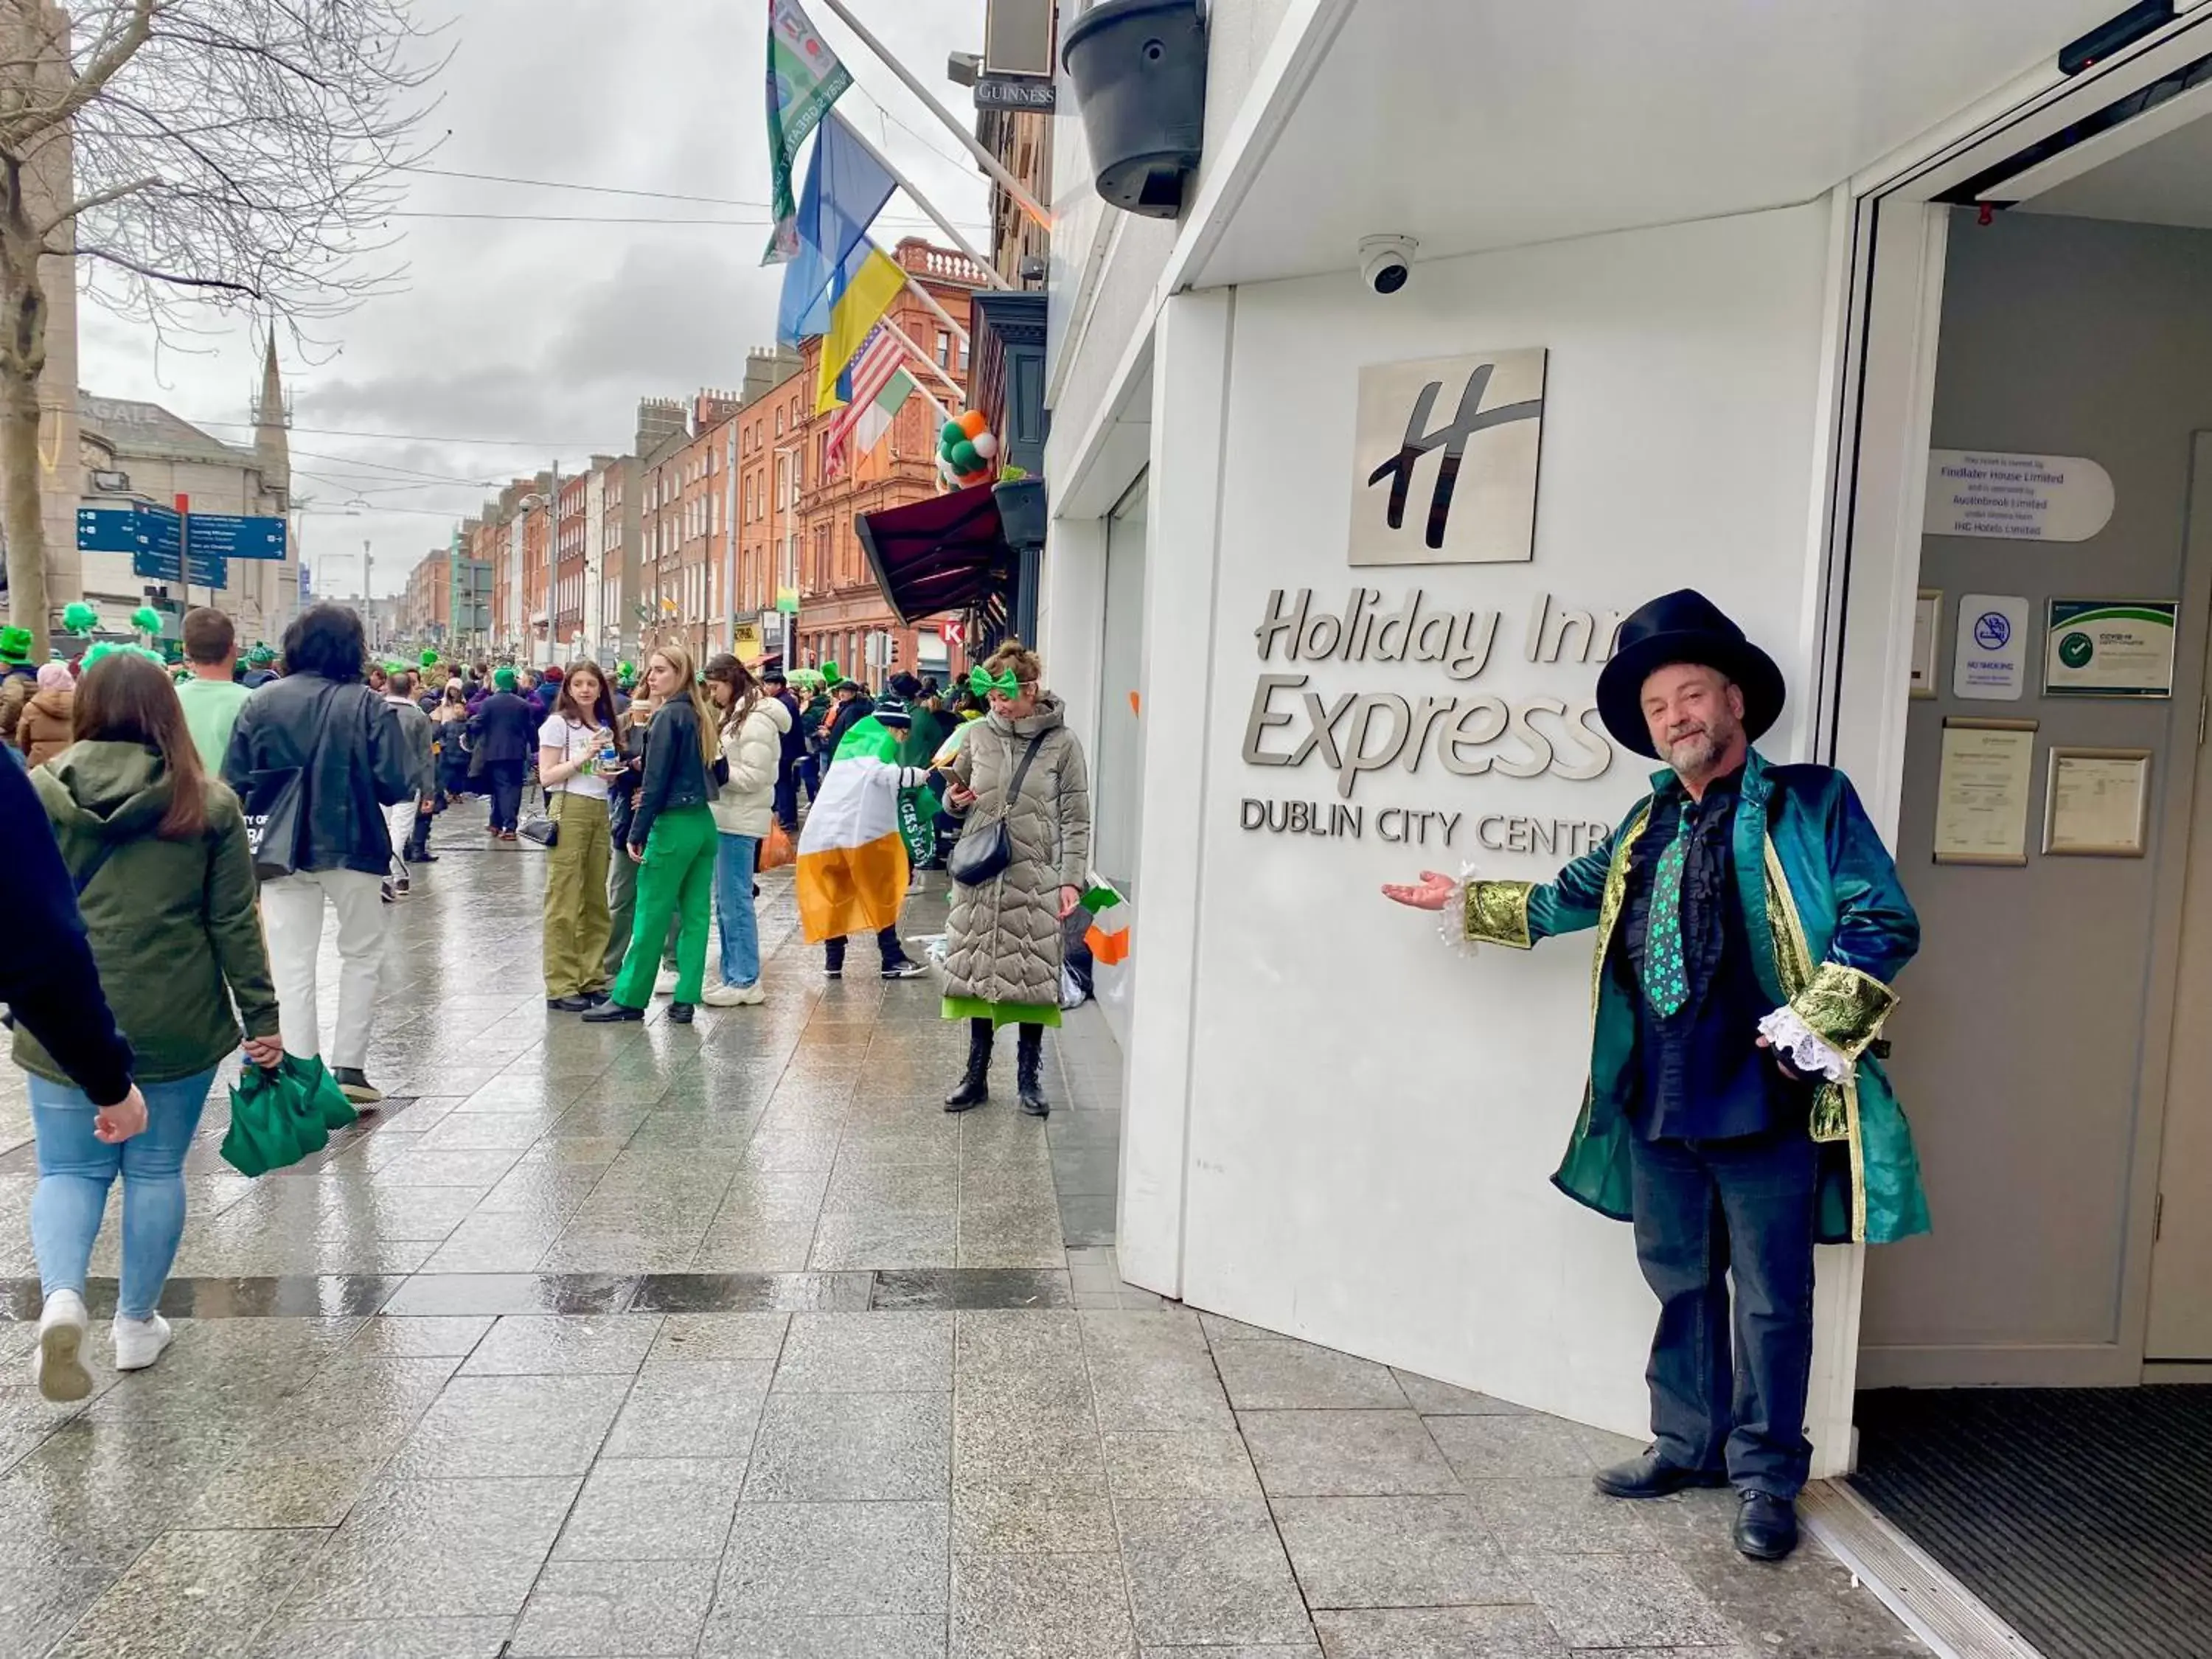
1347, 348, 1546, 566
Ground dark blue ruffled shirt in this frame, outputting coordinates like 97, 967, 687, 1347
1615, 768, 1804, 1142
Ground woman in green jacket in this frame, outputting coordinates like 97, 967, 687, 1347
18, 651, 283, 1401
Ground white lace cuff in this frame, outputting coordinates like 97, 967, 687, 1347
1758, 1007, 1850, 1082
1435, 866, 1479, 959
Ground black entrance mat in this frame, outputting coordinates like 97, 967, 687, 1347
1851, 1385, 2212, 1659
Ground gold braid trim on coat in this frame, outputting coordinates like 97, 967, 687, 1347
1463, 880, 1535, 950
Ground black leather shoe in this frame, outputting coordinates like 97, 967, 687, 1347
582, 990, 611, 1006
1593, 1452, 1730, 1500
1733, 1491, 1799, 1561
547, 995, 592, 1012
668, 1002, 695, 1025
582, 1004, 643, 1023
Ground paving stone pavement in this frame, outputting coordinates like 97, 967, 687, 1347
0, 810, 1927, 1656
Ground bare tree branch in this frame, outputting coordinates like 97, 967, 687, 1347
36, 169, 156, 235
0, 0, 447, 630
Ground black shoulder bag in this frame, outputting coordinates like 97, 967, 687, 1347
947, 730, 1049, 887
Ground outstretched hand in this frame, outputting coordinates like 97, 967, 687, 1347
1381, 870, 1458, 911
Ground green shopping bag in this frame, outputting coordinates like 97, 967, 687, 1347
220, 1055, 357, 1176
294, 1054, 361, 1134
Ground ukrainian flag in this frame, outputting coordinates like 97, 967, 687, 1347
815, 242, 907, 414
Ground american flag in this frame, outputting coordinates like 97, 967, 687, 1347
824, 327, 909, 476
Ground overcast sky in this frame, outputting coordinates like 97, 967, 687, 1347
75, 0, 994, 600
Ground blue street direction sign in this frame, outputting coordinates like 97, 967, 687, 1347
187, 513, 286, 560
75, 508, 139, 553
107, 502, 224, 590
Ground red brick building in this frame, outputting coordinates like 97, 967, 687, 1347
552, 472, 588, 658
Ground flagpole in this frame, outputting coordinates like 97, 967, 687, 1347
899, 265, 970, 352
877, 315, 964, 408
813, 0, 1054, 233
839, 114, 1011, 291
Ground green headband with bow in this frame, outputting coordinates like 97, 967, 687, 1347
969, 665, 1022, 698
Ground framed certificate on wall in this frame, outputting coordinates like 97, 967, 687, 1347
1932, 717, 2036, 866
2042, 748, 2152, 857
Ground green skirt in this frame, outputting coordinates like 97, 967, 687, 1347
942, 995, 1061, 1029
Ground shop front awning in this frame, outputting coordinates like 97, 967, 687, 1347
855, 481, 1012, 627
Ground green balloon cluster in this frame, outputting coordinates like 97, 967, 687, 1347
937, 413, 999, 487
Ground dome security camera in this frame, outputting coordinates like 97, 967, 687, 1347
1359, 234, 1419, 296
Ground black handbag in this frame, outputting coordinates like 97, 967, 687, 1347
242, 684, 338, 879
947, 731, 1049, 887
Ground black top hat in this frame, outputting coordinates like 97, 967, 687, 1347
1594, 589, 1785, 759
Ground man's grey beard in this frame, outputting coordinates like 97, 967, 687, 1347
1665, 724, 1734, 779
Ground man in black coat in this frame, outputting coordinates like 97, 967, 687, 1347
762, 668, 806, 831
222, 603, 415, 1104
467, 666, 538, 839
820, 681, 872, 774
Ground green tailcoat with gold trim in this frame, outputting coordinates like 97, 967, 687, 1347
1464, 749, 1930, 1246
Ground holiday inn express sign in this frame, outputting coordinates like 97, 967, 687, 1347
1236, 347, 1640, 853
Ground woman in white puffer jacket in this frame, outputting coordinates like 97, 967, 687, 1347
703, 653, 793, 1006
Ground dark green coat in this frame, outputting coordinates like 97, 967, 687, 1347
14, 742, 279, 1085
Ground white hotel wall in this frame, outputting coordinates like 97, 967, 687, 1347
1110, 201, 1853, 1450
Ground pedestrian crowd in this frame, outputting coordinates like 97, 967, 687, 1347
1, 602, 1091, 1405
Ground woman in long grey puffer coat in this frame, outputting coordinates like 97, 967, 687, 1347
939, 640, 1091, 1117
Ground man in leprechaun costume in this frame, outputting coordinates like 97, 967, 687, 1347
1385, 589, 1926, 1564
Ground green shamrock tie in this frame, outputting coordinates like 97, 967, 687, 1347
1641, 818, 1691, 1018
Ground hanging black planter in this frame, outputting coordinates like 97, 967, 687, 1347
1061, 0, 1208, 220
993, 476, 1048, 549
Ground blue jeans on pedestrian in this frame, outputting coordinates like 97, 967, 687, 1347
29, 1067, 217, 1320
487, 757, 526, 833
714, 831, 760, 987
1627, 1127, 1819, 1499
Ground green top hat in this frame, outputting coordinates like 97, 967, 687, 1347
0, 625, 32, 664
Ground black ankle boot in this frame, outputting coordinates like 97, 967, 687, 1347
1016, 1025, 1048, 1118
408, 819, 437, 862
945, 1018, 992, 1112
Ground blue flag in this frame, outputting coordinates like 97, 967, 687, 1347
776, 113, 897, 345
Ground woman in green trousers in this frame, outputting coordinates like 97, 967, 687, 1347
586, 643, 722, 1026
539, 661, 622, 1012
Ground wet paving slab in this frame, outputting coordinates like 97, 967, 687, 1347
0, 811, 1924, 1655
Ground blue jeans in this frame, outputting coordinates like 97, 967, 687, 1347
1627, 1127, 1820, 1499
30, 1068, 216, 1319
714, 831, 760, 987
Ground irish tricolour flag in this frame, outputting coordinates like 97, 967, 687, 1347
796, 715, 914, 942
1080, 884, 1134, 1044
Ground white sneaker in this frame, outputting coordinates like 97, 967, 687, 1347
653, 967, 680, 997
701, 981, 765, 1007
32, 1290, 91, 1402
112, 1312, 173, 1373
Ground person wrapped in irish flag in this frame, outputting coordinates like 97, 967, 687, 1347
796, 698, 931, 980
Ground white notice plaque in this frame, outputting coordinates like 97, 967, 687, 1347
1925, 449, 2116, 542
1933, 719, 2036, 866
1953, 594, 2030, 701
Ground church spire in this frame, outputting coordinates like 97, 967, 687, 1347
254, 331, 290, 501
